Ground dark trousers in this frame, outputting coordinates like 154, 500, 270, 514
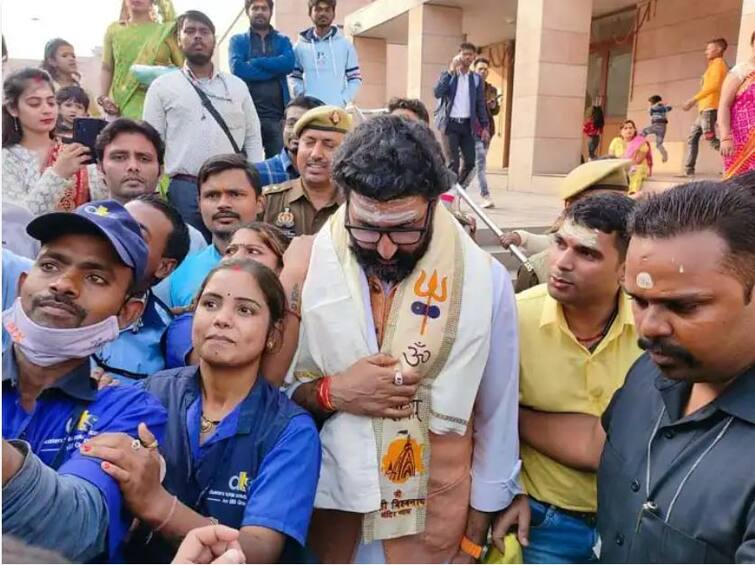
167, 176, 211, 242
684, 109, 719, 173
587, 135, 600, 160
260, 117, 284, 159
444, 118, 476, 186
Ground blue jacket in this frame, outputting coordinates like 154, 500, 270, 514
291, 26, 362, 107
126, 366, 318, 562
229, 27, 295, 110
433, 70, 489, 136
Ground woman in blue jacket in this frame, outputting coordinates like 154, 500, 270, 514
81, 259, 321, 563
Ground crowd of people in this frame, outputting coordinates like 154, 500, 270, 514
1, 1, 755, 564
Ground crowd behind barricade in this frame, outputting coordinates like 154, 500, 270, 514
1, 1, 755, 564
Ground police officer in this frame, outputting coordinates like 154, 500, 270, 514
2, 200, 167, 562
263, 105, 352, 237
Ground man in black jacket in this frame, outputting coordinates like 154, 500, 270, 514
433, 42, 489, 187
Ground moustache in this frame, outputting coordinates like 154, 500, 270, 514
550, 271, 575, 284
638, 337, 698, 366
31, 293, 87, 320
122, 176, 145, 184
212, 211, 241, 221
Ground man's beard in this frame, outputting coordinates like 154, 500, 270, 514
350, 232, 432, 285
185, 51, 213, 66
251, 19, 269, 31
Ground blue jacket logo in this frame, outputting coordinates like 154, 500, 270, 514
228, 471, 250, 492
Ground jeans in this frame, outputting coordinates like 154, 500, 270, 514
587, 135, 600, 160
684, 109, 720, 173
259, 117, 284, 159
444, 118, 476, 186
522, 498, 599, 564
642, 123, 668, 162
167, 177, 211, 242
474, 139, 490, 197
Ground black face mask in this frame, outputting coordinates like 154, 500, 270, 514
350, 228, 432, 285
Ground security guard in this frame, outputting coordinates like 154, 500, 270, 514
510, 159, 632, 292
263, 105, 353, 237
2, 200, 167, 562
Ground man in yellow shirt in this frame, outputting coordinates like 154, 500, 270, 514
493, 192, 641, 563
681, 37, 729, 176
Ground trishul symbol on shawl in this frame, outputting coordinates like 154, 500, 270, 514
412, 270, 448, 336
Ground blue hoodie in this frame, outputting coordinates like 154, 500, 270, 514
291, 26, 361, 107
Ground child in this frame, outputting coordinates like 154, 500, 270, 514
641, 94, 672, 162
55, 85, 89, 138
582, 104, 604, 160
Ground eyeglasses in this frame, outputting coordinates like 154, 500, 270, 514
345, 201, 433, 246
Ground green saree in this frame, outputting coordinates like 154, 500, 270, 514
103, 4, 183, 120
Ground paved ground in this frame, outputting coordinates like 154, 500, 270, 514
461, 184, 562, 231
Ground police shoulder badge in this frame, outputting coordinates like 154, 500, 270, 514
275, 207, 295, 229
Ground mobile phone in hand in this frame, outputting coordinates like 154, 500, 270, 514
72, 117, 108, 165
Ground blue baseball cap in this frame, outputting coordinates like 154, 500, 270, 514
27, 200, 148, 285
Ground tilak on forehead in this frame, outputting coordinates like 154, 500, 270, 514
350, 192, 423, 225
557, 219, 600, 249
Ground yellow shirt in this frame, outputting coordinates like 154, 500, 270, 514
693, 57, 728, 111
516, 284, 642, 512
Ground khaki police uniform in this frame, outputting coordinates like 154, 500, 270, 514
263, 178, 343, 237
261, 105, 353, 237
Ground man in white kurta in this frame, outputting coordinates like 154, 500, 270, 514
285, 115, 526, 563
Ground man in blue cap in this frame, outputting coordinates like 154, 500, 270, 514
1, 200, 168, 562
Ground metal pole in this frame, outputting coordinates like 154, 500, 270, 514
453, 184, 535, 273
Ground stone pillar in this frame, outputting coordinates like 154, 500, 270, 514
352, 37, 387, 109
736, 0, 755, 64
407, 4, 463, 123
508, 0, 592, 193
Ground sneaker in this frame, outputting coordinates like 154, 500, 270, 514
481, 196, 494, 209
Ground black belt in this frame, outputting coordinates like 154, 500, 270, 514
449, 117, 470, 123
171, 174, 198, 183
533, 497, 597, 526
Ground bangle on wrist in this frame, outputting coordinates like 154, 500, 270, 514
316, 376, 336, 412
721, 136, 732, 142
154, 495, 178, 533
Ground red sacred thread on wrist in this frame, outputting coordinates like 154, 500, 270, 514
316, 377, 336, 412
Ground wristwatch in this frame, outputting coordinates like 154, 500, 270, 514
460, 536, 483, 560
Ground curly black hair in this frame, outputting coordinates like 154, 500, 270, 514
332, 115, 453, 202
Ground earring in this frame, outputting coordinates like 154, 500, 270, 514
266, 340, 275, 350
13, 117, 19, 132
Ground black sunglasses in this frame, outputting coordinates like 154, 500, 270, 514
344, 199, 434, 246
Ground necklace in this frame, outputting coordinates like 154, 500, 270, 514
573, 303, 620, 351
200, 413, 221, 434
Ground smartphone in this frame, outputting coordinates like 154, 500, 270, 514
72, 117, 108, 165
